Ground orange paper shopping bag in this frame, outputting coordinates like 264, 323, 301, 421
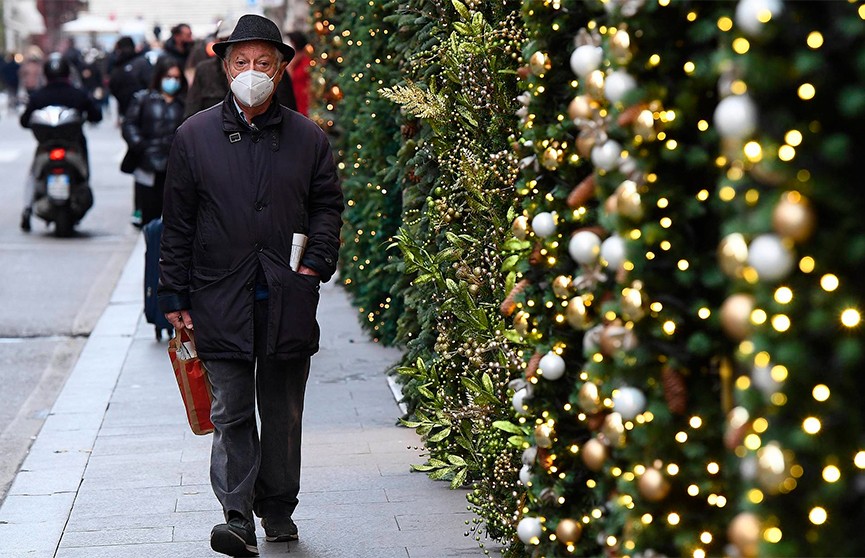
167, 328, 214, 435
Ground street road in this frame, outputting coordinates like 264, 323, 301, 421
0, 101, 138, 502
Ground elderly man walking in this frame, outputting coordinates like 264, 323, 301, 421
157, 14, 343, 557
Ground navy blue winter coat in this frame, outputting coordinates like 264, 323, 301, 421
158, 94, 343, 360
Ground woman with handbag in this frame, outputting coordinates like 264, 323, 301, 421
121, 58, 187, 228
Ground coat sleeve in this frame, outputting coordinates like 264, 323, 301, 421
300, 131, 343, 283
158, 129, 198, 312
121, 93, 144, 150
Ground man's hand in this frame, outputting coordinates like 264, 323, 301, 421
298, 265, 319, 277
165, 309, 194, 330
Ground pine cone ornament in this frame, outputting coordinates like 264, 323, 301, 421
662, 366, 688, 415
500, 278, 530, 317
567, 175, 596, 209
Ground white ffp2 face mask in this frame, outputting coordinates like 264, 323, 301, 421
228, 68, 276, 108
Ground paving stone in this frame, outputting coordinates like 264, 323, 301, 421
59, 526, 173, 548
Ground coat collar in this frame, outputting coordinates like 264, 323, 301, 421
221, 92, 283, 133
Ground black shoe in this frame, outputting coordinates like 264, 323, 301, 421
210, 517, 259, 557
20, 209, 31, 232
261, 516, 298, 542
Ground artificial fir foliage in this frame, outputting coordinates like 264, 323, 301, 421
310, 0, 406, 345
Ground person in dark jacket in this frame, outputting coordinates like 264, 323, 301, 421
108, 37, 153, 119
184, 17, 296, 120
121, 57, 186, 227
162, 23, 193, 67
19, 53, 102, 231
158, 14, 342, 557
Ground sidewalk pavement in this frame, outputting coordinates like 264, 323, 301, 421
0, 236, 495, 558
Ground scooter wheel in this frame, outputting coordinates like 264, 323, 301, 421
54, 211, 74, 238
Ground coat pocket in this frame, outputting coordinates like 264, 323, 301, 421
189, 267, 252, 355
269, 269, 321, 356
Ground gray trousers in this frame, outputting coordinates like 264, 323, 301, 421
203, 299, 311, 523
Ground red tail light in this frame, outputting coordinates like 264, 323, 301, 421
49, 148, 66, 161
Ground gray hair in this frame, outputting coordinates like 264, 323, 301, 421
224, 43, 283, 65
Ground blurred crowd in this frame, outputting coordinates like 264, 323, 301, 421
8, 17, 314, 231
0, 19, 313, 121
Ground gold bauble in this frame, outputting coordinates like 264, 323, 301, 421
541, 146, 562, 170
567, 295, 592, 330
600, 412, 625, 447
599, 322, 638, 356
720, 293, 755, 341
613, 180, 643, 220
556, 519, 583, 546
620, 282, 646, 321
534, 423, 554, 448
568, 95, 594, 121
552, 275, 572, 298
638, 467, 671, 502
772, 191, 816, 243
586, 69, 605, 98
610, 28, 632, 64
717, 233, 749, 279
529, 51, 551, 76
634, 109, 656, 140
578, 381, 603, 414
581, 438, 607, 472
756, 441, 789, 493
728, 512, 761, 558
576, 133, 596, 158
514, 310, 530, 337
512, 215, 529, 240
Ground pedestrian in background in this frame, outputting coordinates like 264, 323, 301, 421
158, 14, 343, 557
121, 57, 186, 228
19, 49, 44, 102
162, 23, 194, 67
286, 31, 311, 116
108, 37, 152, 120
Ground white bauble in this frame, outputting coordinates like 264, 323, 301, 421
522, 446, 538, 466
569, 231, 602, 265
583, 324, 604, 354
740, 455, 757, 481
747, 234, 794, 282
512, 388, 530, 414
751, 364, 782, 397
605, 70, 636, 104
600, 235, 627, 268
531, 212, 557, 238
619, 157, 638, 176
569, 45, 603, 78
517, 516, 543, 544
591, 140, 623, 171
612, 386, 646, 420
735, 0, 783, 36
538, 352, 566, 380
714, 95, 758, 140
519, 464, 533, 486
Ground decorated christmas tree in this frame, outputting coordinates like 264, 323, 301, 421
312, 0, 865, 555
711, 2, 865, 555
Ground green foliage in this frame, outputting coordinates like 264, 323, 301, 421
312, 0, 405, 345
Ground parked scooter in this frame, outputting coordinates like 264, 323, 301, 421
26, 105, 93, 237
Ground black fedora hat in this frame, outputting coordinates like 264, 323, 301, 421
212, 14, 295, 61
